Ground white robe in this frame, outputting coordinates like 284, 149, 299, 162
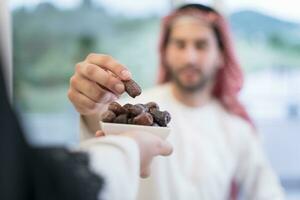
79, 136, 140, 200
80, 83, 285, 200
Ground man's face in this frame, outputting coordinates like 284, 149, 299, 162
165, 16, 222, 93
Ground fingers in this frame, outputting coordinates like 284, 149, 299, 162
69, 53, 131, 116
140, 167, 151, 179
70, 74, 117, 102
76, 62, 125, 95
139, 140, 172, 178
157, 140, 173, 156
86, 53, 132, 80
68, 88, 100, 115
95, 130, 105, 137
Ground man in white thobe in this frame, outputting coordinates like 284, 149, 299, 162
68, 3, 285, 200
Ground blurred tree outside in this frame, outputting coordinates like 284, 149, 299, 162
74, 34, 97, 62
12, 1, 300, 113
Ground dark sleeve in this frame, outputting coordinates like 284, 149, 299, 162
0, 61, 104, 200
0, 61, 31, 200
31, 147, 104, 200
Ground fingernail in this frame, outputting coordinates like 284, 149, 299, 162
121, 70, 132, 79
115, 83, 124, 94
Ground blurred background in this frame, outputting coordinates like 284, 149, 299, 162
9, 0, 300, 199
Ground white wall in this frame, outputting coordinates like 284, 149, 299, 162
0, 0, 13, 100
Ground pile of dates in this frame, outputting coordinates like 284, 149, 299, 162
102, 102, 171, 127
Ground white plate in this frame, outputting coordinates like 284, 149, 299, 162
100, 121, 171, 140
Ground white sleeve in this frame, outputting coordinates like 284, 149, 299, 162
79, 136, 140, 200
235, 128, 286, 200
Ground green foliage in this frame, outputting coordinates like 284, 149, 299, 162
12, 4, 300, 112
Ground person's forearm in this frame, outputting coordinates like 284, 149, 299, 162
79, 136, 140, 200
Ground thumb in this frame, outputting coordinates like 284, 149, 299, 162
95, 130, 105, 137
158, 140, 173, 156
140, 167, 151, 178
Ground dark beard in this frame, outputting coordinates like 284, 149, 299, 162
169, 64, 216, 93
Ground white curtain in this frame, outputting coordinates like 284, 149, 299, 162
0, 0, 13, 100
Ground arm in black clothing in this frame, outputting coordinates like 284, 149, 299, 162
0, 55, 104, 200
